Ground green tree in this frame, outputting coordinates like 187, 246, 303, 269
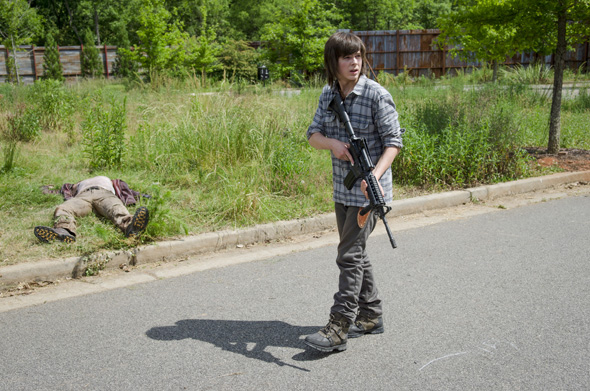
42, 33, 65, 82
0, 0, 44, 83
437, 1, 520, 81
112, 45, 138, 79
510, 0, 590, 154
338, 0, 452, 30
33, 0, 139, 46
120, 0, 188, 79
218, 40, 259, 82
225, 0, 295, 40
183, 5, 221, 85
260, 0, 341, 80
413, 0, 453, 29
81, 29, 103, 78
165, 0, 230, 39
437, 0, 590, 153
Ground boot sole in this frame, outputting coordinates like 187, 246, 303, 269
126, 207, 149, 238
304, 340, 347, 352
34, 226, 75, 244
347, 326, 385, 339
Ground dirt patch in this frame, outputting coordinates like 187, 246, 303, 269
527, 148, 590, 172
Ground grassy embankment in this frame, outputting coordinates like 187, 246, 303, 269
1, 66, 589, 265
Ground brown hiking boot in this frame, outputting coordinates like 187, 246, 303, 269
34, 226, 76, 244
304, 313, 350, 352
125, 207, 149, 238
348, 314, 384, 338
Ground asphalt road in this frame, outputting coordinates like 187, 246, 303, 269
1, 194, 589, 390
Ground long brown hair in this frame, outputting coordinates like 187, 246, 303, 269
324, 32, 367, 87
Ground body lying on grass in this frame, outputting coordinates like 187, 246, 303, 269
34, 176, 149, 243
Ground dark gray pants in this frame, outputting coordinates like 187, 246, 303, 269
331, 203, 382, 324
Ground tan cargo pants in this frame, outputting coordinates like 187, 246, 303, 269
53, 188, 134, 235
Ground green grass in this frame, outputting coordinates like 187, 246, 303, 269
1, 69, 589, 266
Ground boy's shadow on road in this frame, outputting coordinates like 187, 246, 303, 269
146, 319, 331, 372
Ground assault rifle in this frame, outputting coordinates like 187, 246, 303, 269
329, 93, 397, 249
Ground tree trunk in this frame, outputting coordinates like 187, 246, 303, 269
64, 0, 83, 45
10, 34, 20, 84
492, 59, 499, 82
548, 5, 567, 154
94, 9, 101, 45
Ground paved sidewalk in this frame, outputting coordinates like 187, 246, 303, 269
1, 171, 589, 290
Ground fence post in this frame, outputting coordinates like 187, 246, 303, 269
442, 45, 446, 77
104, 44, 109, 79
396, 30, 400, 75
57, 45, 65, 81
32, 45, 38, 80
5, 46, 10, 82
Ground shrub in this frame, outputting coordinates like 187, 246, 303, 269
81, 30, 104, 78
393, 85, 532, 187
29, 79, 75, 133
501, 63, 553, 85
113, 46, 139, 80
1, 103, 41, 142
218, 40, 259, 84
81, 96, 127, 170
42, 34, 65, 82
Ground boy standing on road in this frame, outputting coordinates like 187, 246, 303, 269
304, 32, 404, 352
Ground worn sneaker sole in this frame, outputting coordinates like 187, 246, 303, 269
347, 325, 385, 339
303, 339, 347, 352
126, 207, 149, 238
34, 226, 75, 244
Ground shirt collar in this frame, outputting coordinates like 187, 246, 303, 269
331, 74, 367, 98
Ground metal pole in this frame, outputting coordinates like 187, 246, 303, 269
32, 45, 37, 81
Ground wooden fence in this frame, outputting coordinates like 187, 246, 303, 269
0, 45, 118, 84
352, 29, 590, 78
1, 29, 589, 84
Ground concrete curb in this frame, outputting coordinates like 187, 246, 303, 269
1, 171, 589, 289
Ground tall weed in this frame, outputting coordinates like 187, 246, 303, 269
394, 84, 532, 187
0, 140, 19, 174
561, 88, 590, 113
501, 63, 553, 84
1, 104, 41, 142
29, 80, 76, 134
142, 185, 188, 238
81, 95, 127, 170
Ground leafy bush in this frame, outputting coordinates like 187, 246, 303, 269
29, 80, 75, 133
81, 30, 104, 78
1, 103, 41, 142
501, 63, 553, 84
393, 86, 532, 187
142, 185, 188, 238
42, 34, 65, 82
81, 96, 127, 170
218, 40, 259, 84
113, 46, 139, 80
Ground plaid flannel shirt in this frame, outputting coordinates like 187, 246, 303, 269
306, 75, 404, 207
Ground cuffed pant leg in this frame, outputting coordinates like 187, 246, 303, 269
331, 203, 381, 323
